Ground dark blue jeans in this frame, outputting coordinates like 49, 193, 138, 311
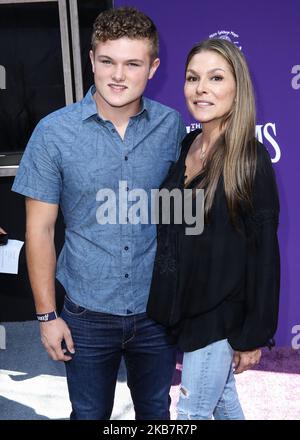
60, 295, 177, 420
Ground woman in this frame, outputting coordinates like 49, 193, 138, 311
147, 39, 280, 420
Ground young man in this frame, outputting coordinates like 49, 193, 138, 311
12, 8, 186, 420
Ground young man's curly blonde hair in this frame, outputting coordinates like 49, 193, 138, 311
91, 7, 159, 62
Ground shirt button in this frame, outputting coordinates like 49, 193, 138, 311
125, 156, 128, 161
126, 187, 129, 191
124, 246, 129, 251
111, 128, 116, 133
125, 273, 129, 278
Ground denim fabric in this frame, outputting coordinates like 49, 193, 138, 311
177, 339, 245, 420
60, 295, 177, 420
12, 85, 186, 315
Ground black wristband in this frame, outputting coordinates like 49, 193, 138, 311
36, 311, 58, 322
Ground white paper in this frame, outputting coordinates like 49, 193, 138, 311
0, 239, 24, 274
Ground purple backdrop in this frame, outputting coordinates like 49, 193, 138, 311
116, 0, 300, 347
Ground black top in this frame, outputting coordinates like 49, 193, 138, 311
147, 129, 280, 352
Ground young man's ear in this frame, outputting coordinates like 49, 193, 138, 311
89, 50, 95, 73
148, 58, 160, 80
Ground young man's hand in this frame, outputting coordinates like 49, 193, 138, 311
39, 317, 75, 362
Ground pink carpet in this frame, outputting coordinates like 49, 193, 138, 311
170, 347, 300, 420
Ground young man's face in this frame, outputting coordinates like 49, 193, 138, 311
90, 37, 160, 116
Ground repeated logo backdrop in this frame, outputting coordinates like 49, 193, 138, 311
116, 0, 300, 346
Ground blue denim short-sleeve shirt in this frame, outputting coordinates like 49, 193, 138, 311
12, 86, 186, 315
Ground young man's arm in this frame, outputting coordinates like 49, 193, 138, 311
26, 197, 75, 361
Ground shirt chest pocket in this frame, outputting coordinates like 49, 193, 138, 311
133, 146, 175, 190
61, 146, 121, 193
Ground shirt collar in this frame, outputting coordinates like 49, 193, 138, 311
81, 85, 149, 121
81, 85, 98, 120
132, 96, 149, 120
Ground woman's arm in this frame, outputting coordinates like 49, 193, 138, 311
228, 142, 280, 352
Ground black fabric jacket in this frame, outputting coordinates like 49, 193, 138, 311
147, 130, 280, 352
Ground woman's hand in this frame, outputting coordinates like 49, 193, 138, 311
233, 349, 262, 374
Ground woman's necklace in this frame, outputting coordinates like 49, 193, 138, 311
184, 134, 207, 184
199, 142, 207, 160
196, 133, 208, 160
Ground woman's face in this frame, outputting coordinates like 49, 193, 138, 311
184, 50, 236, 128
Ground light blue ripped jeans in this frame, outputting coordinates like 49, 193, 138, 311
177, 339, 245, 420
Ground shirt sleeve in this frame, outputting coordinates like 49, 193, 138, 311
12, 119, 62, 204
228, 143, 280, 351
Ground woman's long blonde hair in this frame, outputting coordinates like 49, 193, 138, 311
185, 39, 257, 224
